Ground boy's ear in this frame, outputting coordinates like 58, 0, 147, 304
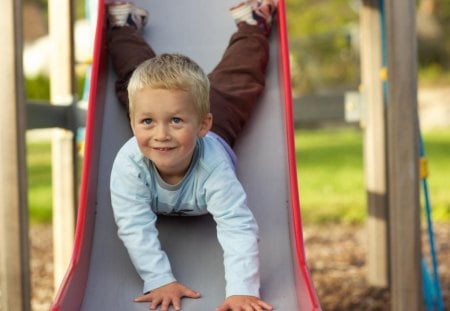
198, 113, 213, 137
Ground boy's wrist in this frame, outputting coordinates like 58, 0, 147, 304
143, 273, 177, 294
226, 285, 260, 299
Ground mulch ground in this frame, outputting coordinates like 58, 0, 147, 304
29, 223, 449, 310
303, 223, 450, 310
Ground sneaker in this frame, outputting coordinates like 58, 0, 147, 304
230, 0, 277, 34
107, 1, 148, 30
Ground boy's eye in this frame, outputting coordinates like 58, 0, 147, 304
142, 118, 153, 125
171, 117, 182, 124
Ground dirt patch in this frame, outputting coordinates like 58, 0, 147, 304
30, 224, 54, 311
29, 223, 449, 310
304, 223, 450, 310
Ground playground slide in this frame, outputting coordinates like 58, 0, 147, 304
51, 0, 320, 310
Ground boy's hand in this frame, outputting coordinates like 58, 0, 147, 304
215, 295, 273, 311
134, 281, 201, 311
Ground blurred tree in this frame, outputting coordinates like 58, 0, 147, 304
417, 0, 447, 68
286, 0, 450, 92
24, 0, 86, 21
285, 0, 359, 95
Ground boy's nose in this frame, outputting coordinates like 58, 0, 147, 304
154, 125, 170, 140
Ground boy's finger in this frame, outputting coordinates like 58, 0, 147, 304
257, 300, 273, 310
159, 298, 170, 311
215, 303, 229, 311
172, 297, 182, 311
134, 294, 150, 302
149, 297, 162, 310
251, 302, 263, 311
183, 288, 201, 298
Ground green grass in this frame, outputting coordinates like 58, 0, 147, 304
295, 128, 450, 224
27, 141, 52, 223
26, 128, 450, 225
295, 128, 365, 224
421, 129, 450, 221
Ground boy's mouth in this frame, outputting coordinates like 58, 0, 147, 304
153, 147, 175, 151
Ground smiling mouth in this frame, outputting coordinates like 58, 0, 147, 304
153, 147, 175, 151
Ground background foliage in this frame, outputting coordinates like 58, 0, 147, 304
286, 0, 360, 95
285, 0, 450, 94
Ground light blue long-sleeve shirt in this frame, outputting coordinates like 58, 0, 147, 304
110, 132, 260, 297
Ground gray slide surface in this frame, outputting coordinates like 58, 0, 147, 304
52, 1, 320, 310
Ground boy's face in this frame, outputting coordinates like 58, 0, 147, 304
130, 86, 212, 184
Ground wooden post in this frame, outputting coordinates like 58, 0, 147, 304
360, 0, 389, 288
0, 0, 31, 310
48, 0, 77, 290
385, 0, 422, 309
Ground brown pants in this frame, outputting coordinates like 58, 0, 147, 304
108, 23, 269, 147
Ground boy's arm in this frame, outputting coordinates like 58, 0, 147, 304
206, 166, 274, 310
205, 163, 261, 298
110, 152, 176, 293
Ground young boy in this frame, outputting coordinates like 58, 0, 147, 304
108, 1, 276, 310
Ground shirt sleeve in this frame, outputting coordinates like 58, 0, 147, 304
204, 162, 261, 298
110, 152, 176, 293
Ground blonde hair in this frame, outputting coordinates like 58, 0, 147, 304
127, 53, 210, 118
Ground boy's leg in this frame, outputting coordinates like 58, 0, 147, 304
209, 1, 276, 147
107, 2, 155, 111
